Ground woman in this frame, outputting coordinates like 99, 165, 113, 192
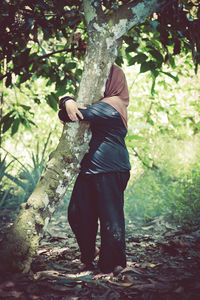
58, 64, 131, 276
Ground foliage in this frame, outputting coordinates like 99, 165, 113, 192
0, 0, 85, 136
0, 76, 62, 149
116, 0, 200, 80
0, 154, 14, 208
0, 133, 51, 208
166, 167, 200, 225
124, 57, 200, 226
0, 0, 200, 136
125, 165, 200, 226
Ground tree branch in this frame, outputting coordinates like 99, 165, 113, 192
0, 47, 83, 82
107, 0, 175, 40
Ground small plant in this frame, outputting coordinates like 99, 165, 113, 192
125, 166, 200, 226
1, 133, 51, 207
164, 167, 200, 225
0, 154, 14, 208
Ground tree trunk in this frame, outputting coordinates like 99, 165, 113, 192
0, 0, 168, 273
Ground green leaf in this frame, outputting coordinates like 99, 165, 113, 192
140, 62, 150, 73
123, 36, 133, 45
140, 61, 156, 73
65, 62, 76, 70
149, 49, 163, 63
11, 118, 20, 135
4, 172, 27, 190
125, 43, 139, 53
20, 105, 31, 111
19, 72, 31, 84
46, 93, 58, 111
147, 119, 154, 126
29, 63, 34, 71
20, 116, 36, 129
27, 119, 36, 127
2, 111, 14, 123
75, 69, 83, 76
160, 71, 179, 83
6, 73, 12, 87
33, 97, 41, 104
56, 78, 69, 97
126, 135, 144, 141
157, 106, 165, 112
195, 121, 200, 132
66, 87, 75, 95
2, 116, 14, 133
151, 77, 156, 96
128, 53, 148, 66
152, 70, 159, 78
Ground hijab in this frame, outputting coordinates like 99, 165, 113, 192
101, 64, 129, 128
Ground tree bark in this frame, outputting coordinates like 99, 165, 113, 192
0, 0, 168, 273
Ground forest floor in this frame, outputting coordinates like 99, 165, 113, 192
0, 203, 200, 300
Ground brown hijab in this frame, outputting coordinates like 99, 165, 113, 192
101, 65, 129, 128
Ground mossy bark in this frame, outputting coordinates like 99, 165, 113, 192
0, 0, 167, 273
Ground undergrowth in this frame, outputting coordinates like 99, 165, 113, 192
125, 166, 200, 226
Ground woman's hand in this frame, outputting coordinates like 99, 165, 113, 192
65, 100, 86, 121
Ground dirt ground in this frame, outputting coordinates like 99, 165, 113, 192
0, 204, 200, 300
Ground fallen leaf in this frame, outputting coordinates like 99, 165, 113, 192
107, 280, 133, 287
34, 270, 61, 280
141, 225, 154, 230
0, 281, 15, 289
37, 248, 51, 255
141, 262, 162, 268
174, 286, 184, 293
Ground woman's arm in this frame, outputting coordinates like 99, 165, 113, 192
64, 100, 86, 122
58, 103, 93, 123
58, 106, 88, 123
58, 101, 121, 124
59, 97, 86, 121
59, 96, 74, 109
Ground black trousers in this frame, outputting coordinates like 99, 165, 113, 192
68, 171, 130, 273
